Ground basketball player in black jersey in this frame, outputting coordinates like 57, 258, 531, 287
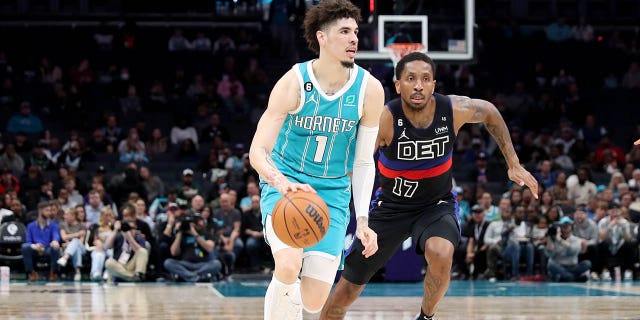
320, 52, 539, 320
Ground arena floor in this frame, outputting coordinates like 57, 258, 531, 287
1, 279, 639, 319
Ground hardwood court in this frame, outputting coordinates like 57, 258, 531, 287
0, 281, 639, 319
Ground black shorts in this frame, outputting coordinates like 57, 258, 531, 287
342, 198, 460, 285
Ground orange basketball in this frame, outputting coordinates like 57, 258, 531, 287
271, 191, 330, 248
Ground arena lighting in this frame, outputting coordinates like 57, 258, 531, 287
369, 0, 374, 13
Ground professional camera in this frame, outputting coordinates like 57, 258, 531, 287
121, 222, 131, 232
179, 214, 197, 232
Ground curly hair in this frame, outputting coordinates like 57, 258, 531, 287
303, 0, 362, 54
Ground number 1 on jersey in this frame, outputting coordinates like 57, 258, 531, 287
313, 135, 328, 162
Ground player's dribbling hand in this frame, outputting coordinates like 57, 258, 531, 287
356, 226, 378, 258
635, 139, 640, 146
275, 181, 316, 195
507, 165, 539, 199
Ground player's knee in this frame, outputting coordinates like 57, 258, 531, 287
275, 260, 302, 278
425, 239, 454, 264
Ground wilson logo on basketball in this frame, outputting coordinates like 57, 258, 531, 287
305, 205, 326, 234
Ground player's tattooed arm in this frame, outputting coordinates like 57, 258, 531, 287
262, 149, 288, 190
451, 94, 520, 168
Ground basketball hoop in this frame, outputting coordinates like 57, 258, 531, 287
386, 43, 426, 68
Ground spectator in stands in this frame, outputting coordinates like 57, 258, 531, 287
571, 206, 599, 275
577, 114, 607, 149
628, 169, 640, 189
571, 16, 594, 43
597, 203, 635, 280
70, 59, 94, 86
192, 32, 212, 51
58, 140, 85, 170
200, 113, 230, 143
568, 166, 597, 206
118, 130, 148, 164
134, 199, 154, 232
549, 143, 574, 172
120, 84, 143, 121
483, 205, 513, 281
538, 191, 554, 216
213, 33, 236, 55
622, 62, 640, 89
164, 213, 221, 282
139, 166, 164, 204
546, 217, 591, 282
87, 128, 112, 154
189, 195, 206, 215
0, 168, 19, 196
171, 117, 199, 156
104, 217, 149, 282
212, 193, 242, 275
0, 144, 24, 176
225, 143, 246, 191
545, 17, 572, 42
508, 206, 535, 280
6, 101, 44, 134
86, 207, 115, 281
168, 28, 191, 51
56, 207, 87, 281
149, 188, 181, 222
22, 202, 61, 281
239, 181, 260, 213
594, 135, 626, 171
531, 214, 549, 275
176, 168, 201, 200
534, 160, 557, 190
146, 128, 168, 155
242, 57, 269, 97
13, 132, 33, 153
63, 176, 84, 208
241, 194, 265, 272
26, 141, 54, 172
463, 204, 491, 279
147, 80, 169, 111
44, 137, 62, 165
84, 190, 105, 225
186, 73, 208, 100
102, 114, 124, 150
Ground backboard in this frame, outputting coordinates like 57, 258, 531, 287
357, 0, 475, 62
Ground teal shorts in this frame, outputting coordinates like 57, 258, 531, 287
260, 171, 351, 258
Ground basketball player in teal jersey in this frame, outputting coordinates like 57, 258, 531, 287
248, 0, 384, 319
320, 52, 539, 320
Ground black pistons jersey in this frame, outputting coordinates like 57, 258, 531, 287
376, 93, 456, 205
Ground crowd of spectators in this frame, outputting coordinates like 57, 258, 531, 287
0, 8, 639, 283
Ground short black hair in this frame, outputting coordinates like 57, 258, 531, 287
395, 51, 436, 80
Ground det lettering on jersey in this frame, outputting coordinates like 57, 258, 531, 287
293, 115, 356, 133
397, 136, 449, 160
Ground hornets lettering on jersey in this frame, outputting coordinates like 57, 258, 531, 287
270, 60, 369, 178
292, 115, 356, 134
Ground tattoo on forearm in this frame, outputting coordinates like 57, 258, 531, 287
263, 148, 286, 188
486, 120, 517, 163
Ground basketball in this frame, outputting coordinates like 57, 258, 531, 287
271, 191, 330, 248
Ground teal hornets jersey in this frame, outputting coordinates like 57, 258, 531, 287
271, 60, 369, 178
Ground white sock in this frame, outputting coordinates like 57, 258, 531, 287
264, 276, 302, 320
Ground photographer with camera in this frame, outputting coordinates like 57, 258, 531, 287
163, 213, 222, 282
104, 217, 149, 282
546, 217, 591, 282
